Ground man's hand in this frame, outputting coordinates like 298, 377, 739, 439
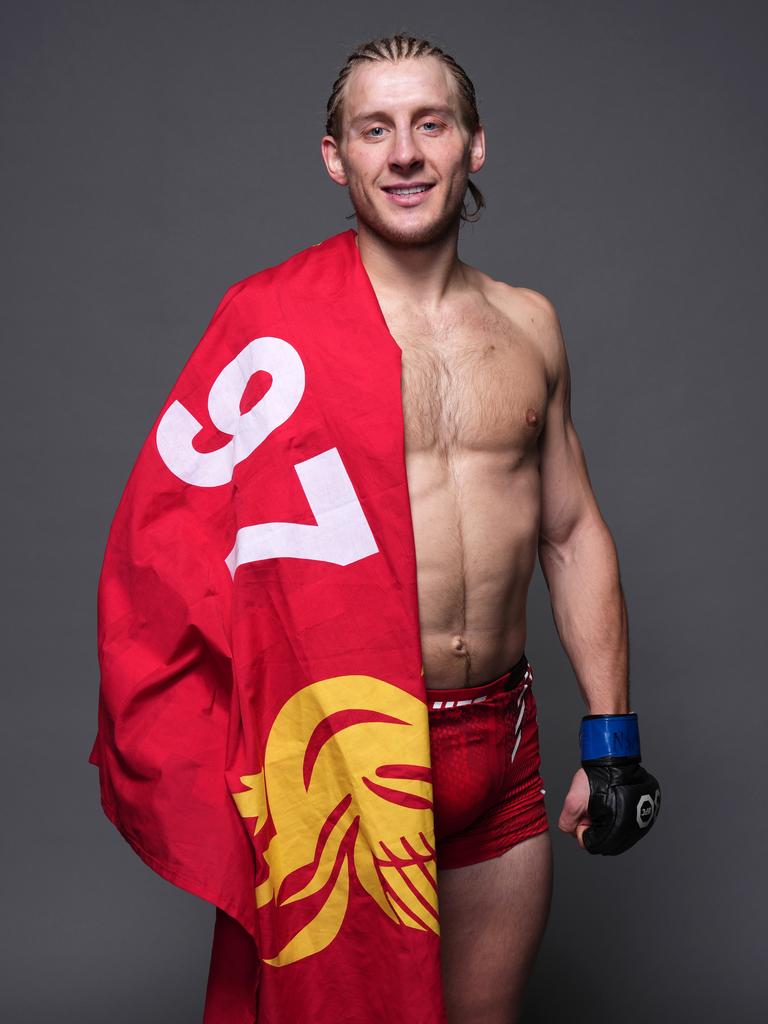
557, 767, 592, 850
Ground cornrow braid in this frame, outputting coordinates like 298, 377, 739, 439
325, 34, 485, 223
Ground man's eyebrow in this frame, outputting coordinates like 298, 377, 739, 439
349, 105, 457, 127
349, 109, 390, 126
412, 105, 456, 120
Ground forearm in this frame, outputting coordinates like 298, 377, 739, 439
538, 516, 629, 715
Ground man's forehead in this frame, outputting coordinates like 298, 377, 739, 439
344, 56, 461, 121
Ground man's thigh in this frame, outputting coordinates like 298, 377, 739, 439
436, 831, 553, 1024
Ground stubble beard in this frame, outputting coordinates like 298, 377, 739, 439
347, 174, 468, 249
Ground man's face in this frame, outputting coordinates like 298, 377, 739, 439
321, 56, 485, 247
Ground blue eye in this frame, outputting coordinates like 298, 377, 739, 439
421, 122, 439, 131
367, 126, 385, 137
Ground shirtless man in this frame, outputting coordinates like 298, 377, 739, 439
321, 35, 660, 1023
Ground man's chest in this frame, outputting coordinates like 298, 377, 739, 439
384, 306, 549, 460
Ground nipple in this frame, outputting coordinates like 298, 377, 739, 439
525, 407, 539, 427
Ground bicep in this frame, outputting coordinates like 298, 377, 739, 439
537, 308, 602, 550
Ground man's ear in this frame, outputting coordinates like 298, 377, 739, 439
321, 135, 348, 186
469, 124, 486, 175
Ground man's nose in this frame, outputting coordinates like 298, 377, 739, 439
389, 129, 423, 170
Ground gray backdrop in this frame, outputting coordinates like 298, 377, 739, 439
3, 1, 766, 1021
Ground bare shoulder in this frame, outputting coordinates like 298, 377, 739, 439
467, 267, 568, 388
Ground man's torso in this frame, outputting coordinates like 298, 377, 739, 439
378, 268, 554, 689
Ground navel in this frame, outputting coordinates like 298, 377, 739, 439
451, 635, 467, 654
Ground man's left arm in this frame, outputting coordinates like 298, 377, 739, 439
528, 292, 659, 854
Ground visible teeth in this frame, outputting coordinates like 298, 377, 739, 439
388, 186, 429, 195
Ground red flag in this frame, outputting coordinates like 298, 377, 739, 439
89, 230, 446, 1023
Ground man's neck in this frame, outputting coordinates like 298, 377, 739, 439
355, 220, 467, 313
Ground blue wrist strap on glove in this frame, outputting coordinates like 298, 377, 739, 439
580, 712, 641, 763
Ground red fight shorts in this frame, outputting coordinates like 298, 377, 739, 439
426, 652, 549, 870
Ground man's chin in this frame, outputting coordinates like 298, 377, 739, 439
353, 203, 460, 249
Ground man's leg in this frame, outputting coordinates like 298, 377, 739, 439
437, 831, 553, 1024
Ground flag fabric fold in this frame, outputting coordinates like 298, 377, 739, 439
89, 230, 447, 1023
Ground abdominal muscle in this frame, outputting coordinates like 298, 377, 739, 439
408, 445, 542, 690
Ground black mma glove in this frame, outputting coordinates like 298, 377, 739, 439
579, 713, 661, 855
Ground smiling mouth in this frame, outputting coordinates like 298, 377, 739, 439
382, 184, 435, 195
